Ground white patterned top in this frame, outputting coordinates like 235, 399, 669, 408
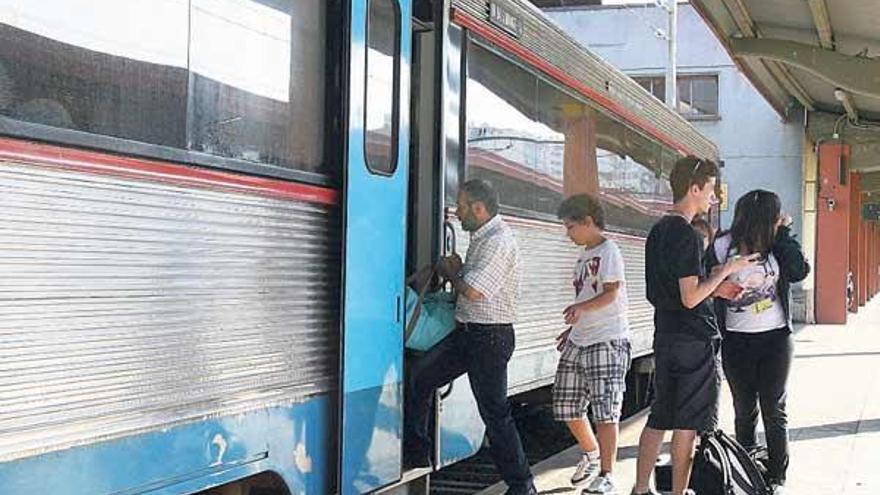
455, 215, 521, 324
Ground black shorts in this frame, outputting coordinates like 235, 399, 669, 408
647, 335, 720, 432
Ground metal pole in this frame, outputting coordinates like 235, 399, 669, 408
665, 0, 677, 110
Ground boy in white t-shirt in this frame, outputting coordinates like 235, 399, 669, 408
553, 194, 632, 494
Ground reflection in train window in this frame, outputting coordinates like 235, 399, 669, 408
189, 0, 327, 172
364, 0, 401, 175
596, 138, 672, 235
0, 0, 189, 147
0, 0, 336, 176
465, 42, 672, 235
466, 44, 541, 215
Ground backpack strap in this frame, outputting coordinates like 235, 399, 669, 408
706, 433, 736, 495
715, 431, 771, 494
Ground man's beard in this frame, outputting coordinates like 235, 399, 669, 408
460, 214, 479, 232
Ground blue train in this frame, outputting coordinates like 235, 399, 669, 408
0, 0, 718, 493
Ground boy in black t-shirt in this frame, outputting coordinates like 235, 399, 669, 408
631, 157, 757, 495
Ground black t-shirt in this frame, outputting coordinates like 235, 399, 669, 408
645, 215, 719, 341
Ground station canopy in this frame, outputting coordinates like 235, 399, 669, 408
692, 0, 880, 192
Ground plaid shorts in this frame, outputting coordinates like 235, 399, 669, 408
553, 338, 632, 423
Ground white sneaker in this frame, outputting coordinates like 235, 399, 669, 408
570, 454, 600, 486
584, 473, 617, 494
771, 484, 786, 495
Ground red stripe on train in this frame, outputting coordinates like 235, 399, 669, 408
0, 137, 339, 205
451, 8, 696, 159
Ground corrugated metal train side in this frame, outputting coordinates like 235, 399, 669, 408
0, 140, 341, 494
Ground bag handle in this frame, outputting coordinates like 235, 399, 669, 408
703, 432, 736, 495
714, 430, 771, 492
405, 225, 460, 342
405, 263, 439, 342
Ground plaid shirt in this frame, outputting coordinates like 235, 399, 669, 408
455, 215, 521, 324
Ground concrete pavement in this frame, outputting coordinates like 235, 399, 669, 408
479, 300, 880, 495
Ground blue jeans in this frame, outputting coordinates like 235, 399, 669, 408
405, 323, 534, 493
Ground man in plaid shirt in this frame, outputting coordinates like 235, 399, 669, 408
404, 179, 535, 495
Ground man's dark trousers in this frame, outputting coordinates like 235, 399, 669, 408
404, 323, 534, 493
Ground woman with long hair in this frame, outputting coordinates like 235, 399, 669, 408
707, 190, 810, 495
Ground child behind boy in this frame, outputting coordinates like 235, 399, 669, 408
690, 215, 715, 252
553, 194, 632, 494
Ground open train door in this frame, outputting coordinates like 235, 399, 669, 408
338, 0, 411, 493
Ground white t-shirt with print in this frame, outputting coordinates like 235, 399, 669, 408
568, 239, 630, 347
714, 234, 787, 333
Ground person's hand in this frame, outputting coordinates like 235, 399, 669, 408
723, 253, 761, 275
777, 214, 793, 229
407, 265, 433, 291
563, 302, 587, 325
438, 254, 463, 279
714, 280, 744, 300
555, 328, 571, 352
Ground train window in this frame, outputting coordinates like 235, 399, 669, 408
465, 43, 671, 233
0, 1, 189, 147
189, 0, 328, 173
534, 81, 588, 216
0, 1, 337, 179
535, 79, 670, 234
466, 45, 541, 215
594, 127, 671, 235
364, 0, 401, 175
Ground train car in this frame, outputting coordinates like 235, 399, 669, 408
0, 1, 717, 494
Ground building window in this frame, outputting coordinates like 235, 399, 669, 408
677, 75, 718, 119
635, 76, 665, 102
633, 74, 719, 119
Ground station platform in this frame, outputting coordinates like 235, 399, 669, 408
479, 301, 880, 495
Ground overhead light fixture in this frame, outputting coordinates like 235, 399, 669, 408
834, 88, 859, 123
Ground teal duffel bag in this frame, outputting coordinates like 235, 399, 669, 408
404, 284, 457, 352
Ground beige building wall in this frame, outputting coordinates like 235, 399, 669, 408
797, 136, 819, 323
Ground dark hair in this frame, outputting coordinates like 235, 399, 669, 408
461, 179, 500, 216
730, 189, 781, 255
691, 215, 714, 246
670, 156, 719, 202
557, 193, 606, 229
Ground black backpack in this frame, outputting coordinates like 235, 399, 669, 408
690, 430, 771, 495
747, 445, 771, 486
